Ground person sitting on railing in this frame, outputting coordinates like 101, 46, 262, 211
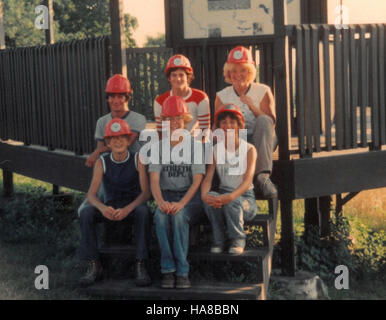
148, 96, 205, 289
215, 46, 277, 198
79, 118, 152, 287
153, 54, 211, 138
201, 104, 258, 255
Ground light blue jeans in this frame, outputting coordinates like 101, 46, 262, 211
203, 189, 258, 248
154, 190, 204, 276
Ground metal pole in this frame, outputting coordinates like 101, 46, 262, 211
109, 0, 127, 75
0, 0, 5, 49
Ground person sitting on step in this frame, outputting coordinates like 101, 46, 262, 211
201, 104, 258, 255
148, 95, 206, 289
79, 118, 152, 287
215, 46, 277, 198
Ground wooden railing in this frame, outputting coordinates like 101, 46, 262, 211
0, 36, 110, 155
287, 24, 386, 157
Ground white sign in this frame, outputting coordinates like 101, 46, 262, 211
183, 0, 274, 39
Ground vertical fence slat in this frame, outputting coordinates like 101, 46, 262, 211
322, 25, 332, 150
295, 26, 306, 156
304, 25, 313, 155
370, 25, 380, 149
379, 25, 385, 144
349, 26, 358, 148
342, 28, 352, 148
311, 25, 321, 152
334, 28, 344, 150
360, 26, 368, 147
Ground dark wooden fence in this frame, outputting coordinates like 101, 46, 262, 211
126, 47, 173, 121
287, 24, 386, 157
0, 36, 110, 155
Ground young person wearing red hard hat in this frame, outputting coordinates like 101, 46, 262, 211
215, 46, 277, 198
148, 96, 205, 289
85, 74, 147, 167
153, 54, 210, 136
201, 104, 258, 255
78, 74, 148, 255
79, 118, 152, 287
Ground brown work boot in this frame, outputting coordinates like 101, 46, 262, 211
134, 260, 151, 287
79, 260, 103, 287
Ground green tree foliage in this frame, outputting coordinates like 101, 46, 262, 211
2, 0, 138, 47
144, 33, 166, 47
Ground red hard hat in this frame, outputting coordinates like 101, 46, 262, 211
165, 54, 193, 74
227, 46, 254, 65
104, 118, 133, 139
105, 74, 132, 94
161, 95, 193, 123
214, 104, 245, 125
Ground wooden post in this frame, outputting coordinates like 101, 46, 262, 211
3, 169, 14, 197
304, 198, 320, 239
109, 0, 127, 75
0, 0, 5, 49
273, 0, 295, 276
280, 198, 295, 276
44, 0, 54, 44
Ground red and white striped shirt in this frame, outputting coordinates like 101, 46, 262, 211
154, 88, 211, 133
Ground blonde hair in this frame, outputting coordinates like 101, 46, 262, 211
223, 62, 257, 84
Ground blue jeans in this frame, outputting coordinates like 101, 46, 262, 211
154, 190, 204, 276
203, 189, 258, 248
79, 201, 151, 261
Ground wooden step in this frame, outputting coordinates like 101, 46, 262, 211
82, 279, 263, 300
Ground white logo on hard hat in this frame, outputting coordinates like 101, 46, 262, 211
233, 50, 243, 60
174, 58, 182, 66
111, 123, 121, 132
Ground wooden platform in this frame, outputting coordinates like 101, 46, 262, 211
82, 279, 263, 300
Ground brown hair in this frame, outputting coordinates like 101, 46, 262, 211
167, 67, 195, 85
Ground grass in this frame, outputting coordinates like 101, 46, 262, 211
0, 172, 385, 300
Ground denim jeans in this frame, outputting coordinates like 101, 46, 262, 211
203, 189, 257, 248
246, 115, 277, 175
79, 200, 151, 261
154, 190, 203, 276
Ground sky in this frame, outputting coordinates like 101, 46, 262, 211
123, 0, 165, 47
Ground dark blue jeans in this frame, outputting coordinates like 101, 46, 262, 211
79, 200, 151, 261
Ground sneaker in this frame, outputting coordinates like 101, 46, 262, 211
260, 177, 278, 198
79, 260, 103, 287
229, 246, 244, 255
176, 275, 191, 289
161, 272, 175, 289
210, 246, 224, 254
134, 260, 151, 287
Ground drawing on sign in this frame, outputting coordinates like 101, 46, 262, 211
208, 0, 251, 11
183, 0, 274, 39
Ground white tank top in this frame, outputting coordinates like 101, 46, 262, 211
217, 83, 270, 130
213, 141, 255, 192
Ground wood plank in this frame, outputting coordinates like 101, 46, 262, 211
83, 279, 263, 300
360, 26, 368, 147
334, 28, 344, 149
311, 25, 321, 151
379, 24, 386, 144
349, 26, 358, 148
293, 150, 386, 198
303, 25, 313, 154
370, 25, 380, 149
322, 25, 332, 150
342, 28, 351, 148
